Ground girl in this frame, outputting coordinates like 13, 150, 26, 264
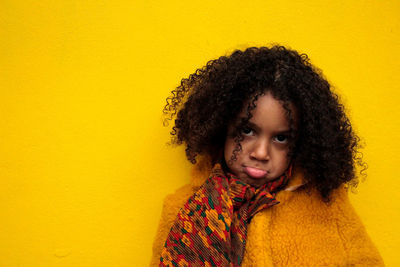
151, 46, 383, 266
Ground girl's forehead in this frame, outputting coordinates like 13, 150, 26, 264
246, 92, 296, 115
252, 94, 289, 123
232, 92, 298, 130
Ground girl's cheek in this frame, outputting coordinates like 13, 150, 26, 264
223, 137, 235, 162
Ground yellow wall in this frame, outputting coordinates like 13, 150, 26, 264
1, 0, 399, 266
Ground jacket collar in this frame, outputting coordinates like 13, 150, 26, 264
191, 157, 306, 192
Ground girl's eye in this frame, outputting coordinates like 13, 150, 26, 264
274, 134, 288, 143
241, 127, 254, 136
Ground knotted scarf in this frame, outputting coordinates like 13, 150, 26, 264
159, 164, 292, 267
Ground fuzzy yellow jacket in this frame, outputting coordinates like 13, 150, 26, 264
151, 164, 384, 266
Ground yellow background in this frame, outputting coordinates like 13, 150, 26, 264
1, 0, 399, 266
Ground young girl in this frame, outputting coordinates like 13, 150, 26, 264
151, 46, 384, 266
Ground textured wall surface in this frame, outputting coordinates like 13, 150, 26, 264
0, 0, 399, 266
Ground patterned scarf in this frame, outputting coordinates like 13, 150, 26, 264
159, 164, 292, 267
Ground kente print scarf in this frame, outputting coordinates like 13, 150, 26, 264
159, 164, 292, 267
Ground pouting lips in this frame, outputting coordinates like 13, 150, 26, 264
244, 166, 268, 179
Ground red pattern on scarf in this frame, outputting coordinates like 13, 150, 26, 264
160, 164, 292, 267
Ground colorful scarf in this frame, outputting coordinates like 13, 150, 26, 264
159, 164, 292, 267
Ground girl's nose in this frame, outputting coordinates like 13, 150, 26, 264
250, 139, 270, 161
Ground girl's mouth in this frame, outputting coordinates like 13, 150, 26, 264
244, 166, 268, 179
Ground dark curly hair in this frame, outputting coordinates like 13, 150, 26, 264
163, 46, 365, 201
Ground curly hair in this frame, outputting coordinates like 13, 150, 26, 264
163, 46, 365, 201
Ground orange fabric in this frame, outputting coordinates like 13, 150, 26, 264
159, 165, 291, 266
151, 165, 384, 266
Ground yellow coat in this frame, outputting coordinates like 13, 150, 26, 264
151, 164, 384, 266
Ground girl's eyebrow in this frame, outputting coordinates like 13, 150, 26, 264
245, 120, 291, 134
245, 121, 261, 131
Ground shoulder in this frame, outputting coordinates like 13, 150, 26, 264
245, 169, 384, 266
150, 184, 197, 266
276, 167, 355, 217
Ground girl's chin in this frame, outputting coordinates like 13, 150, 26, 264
237, 175, 271, 187
237, 172, 283, 186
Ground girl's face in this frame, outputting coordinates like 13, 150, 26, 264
224, 92, 296, 187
